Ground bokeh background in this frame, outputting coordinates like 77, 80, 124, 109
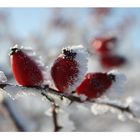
0, 8, 140, 131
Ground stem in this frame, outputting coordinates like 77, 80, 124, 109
0, 83, 138, 123
41, 91, 62, 132
52, 103, 62, 132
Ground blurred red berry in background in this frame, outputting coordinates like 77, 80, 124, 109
100, 54, 126, 68
91, 36, 117, 55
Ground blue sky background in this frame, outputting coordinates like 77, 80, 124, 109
7, 9, 139, 34
0, 8, 140, 50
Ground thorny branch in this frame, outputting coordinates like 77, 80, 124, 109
0, 83, 139, 131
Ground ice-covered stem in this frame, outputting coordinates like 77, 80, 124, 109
52, 103, 62, 132
41, 92, 62, 132
1, 83, 63, 132
93, 100, 136, 118
0, 83, 138, 122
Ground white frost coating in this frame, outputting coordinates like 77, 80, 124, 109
105, 69, 127, 98
45, 106, 76, 131
117, 114, 126, 121
58, 108, 76, 131
13, 45, 48, 85
125, 96, 133, 106
64, 45, 88, 93
45, 107, 53, 117
46, 92, 71, 107
0, 71, 7, 83
91, 104, 110, 115
79, 94, 87, 101
3, 85, 39, 100
126, 96, 140, 117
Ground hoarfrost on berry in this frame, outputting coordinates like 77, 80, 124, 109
105, 69, 127, 99
10, 45, 48, 86
51, 45, 88, 93
21, 46, 48, 85
64, 45, 88, 92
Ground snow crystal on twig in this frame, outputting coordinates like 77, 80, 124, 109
46, 92, 71, 107
126, 96, 140, 117
1, 85, 39, 100
91, 103, 110, 115
78, 94, 87, 101
0, 71, 7, 83
45, 106, 75, 131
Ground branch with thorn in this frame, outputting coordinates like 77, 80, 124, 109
0, 83, 138, 131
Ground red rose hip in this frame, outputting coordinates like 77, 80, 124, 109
100, 54, 126, 68
51, 45, 88, 93
10, 45, 47, 86
91, 36, 117, 55
76, 72, 116, 99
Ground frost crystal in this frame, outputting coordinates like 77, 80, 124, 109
126, 96, 140, 117
46, 92, 71, 107
108, 69, 127, 92
45, 106, 75, 131
106, 69, 127, 98
64, 45, 88, 93
126, 96, 133, 106
79, 94, 87, 101
91, 103, 110, 115
58, 108, 75, 131
1, 85, 41, 100
0, 71, 7, 83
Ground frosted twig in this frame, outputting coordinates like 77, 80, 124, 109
0, 83, 138, 123
91, 100, 136, 118
52, 103, 62, 132
41, 92, 62, 132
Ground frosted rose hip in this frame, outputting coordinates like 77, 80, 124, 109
51, 45, 88, 93
10, 45, 47, 86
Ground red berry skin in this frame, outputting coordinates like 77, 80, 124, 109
100, 54, 126, 68
10, 48, 44, 86
91, 37, 117, 55
76, 73, 114, 99
94, 8, 111, 16
51, 57, 79, 93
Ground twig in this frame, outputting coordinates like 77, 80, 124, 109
93, 101, 136, 118
52, 103, 62, 132
0, 83, 138, 122
41, 92, 62, 132
46, 87, 82, 103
